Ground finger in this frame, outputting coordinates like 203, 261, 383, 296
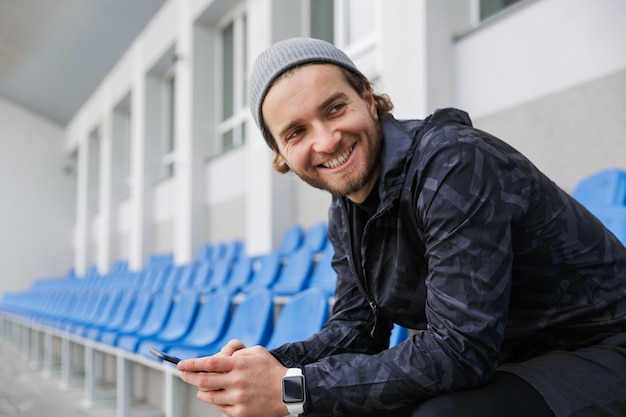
180, 369, 228, 391
220, 339, 247, 356
197, 388, 231, 406
177, 355, 234, 373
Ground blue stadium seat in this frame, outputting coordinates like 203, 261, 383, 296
69, 290, 124, 336
265, 288, 329, 350
146, 289, 231, 360
174, 264, 197, 291
202, 257, 233, 291
302, 222, 329, 253
135, 289, 202, 356
307, 245, 336, 296
221, 255, 254, 294
239, 252, 282, 293
593, 205, 626, 245
196, 243, 215, 262
99, 292, 156, 345
166, 288, 274, 359
221, 240, 244, 263
389, 324, 409, 347
572, 168, 626, 209
83, 289, 139, 341
189, 261, 213, 289
278, 225, 305, 255
270, 247, 315, 296
115, 290, 176, 352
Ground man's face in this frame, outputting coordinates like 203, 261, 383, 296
262, 64, 382, 203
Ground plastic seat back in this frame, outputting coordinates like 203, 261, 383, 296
271, 248, 315, 296
593, 205, 626, 245
303, 222, 328, 253
134, 290, 175, 337
153, 290, 201, 342
222, 288, 274, 347
278, 225, 304, 255
572, 168, 626, 209
242, 252, 282, 292
389, 324, 409, 347
223, 256, 254, 294
307, 245, 336, 296
177, 289, 232, 347
190, 261, 213, 289
204, 257, 233, 291
266, 288, 329, 350
166, 288, 273, 358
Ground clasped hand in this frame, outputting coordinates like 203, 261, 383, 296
177, 339, 290, 417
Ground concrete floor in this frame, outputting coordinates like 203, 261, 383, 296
0, 340, 115, 417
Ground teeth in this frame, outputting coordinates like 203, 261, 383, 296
324, 145, 353, 168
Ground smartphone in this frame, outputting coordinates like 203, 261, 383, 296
149, 348, 182, 365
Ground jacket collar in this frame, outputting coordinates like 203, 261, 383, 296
376, 108, 473, 209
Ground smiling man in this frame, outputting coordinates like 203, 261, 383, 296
177, 37, 626, 417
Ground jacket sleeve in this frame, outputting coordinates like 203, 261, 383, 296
290, 125, 535, 416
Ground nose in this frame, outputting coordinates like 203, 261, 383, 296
312, 122, 340, 154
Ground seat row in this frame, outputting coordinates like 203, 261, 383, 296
0, 221, 409, 362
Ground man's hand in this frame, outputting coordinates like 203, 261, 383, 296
177, 340, 290, 417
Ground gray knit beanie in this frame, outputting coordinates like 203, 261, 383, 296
248, 37, 364, 145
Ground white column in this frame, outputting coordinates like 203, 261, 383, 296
128, 50, 150, 271
245, 0, 299, 255
98, 111, 113, 273
74, 138, 90, 275
173, 1, 195, 265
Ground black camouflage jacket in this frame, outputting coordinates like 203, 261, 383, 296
270, 108, 626, 416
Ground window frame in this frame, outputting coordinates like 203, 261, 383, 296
161, 67, 176, 179
214, 5, 248, 156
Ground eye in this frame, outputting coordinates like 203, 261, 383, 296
286, 127, 305, 141
329, 103, 345, 114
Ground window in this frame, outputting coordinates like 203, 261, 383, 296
334, 0, 379, 78
309, 0, 334, 42
88, 127, 101, 214
343, 0, 374, 45
336, 0, 376, 47
113, 93, 132, 199
162, 72, 176, 178
216, 10, 247, 155
480, 0, 524, 20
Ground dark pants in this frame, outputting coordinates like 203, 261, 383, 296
409, 371, 554, 417
306, 371, 554, 417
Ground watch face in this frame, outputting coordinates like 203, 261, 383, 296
282, 376, 305, 403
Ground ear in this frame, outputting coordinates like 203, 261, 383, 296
272, 153, 291, 174
363, 88, 378, 120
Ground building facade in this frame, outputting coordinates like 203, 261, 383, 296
62, 0, 626, 276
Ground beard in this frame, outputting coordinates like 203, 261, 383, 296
292, 117, 383, 197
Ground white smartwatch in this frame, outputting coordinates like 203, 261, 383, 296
281, 368, 306, 415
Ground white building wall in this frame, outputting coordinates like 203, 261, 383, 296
454, 0, 626, 192
455, 0, 626, 119
0, 97, 75, 290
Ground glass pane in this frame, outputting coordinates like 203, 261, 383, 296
480, 0, 523, 20
241, 14, 248, 107
311, 0, 334, 43
345, 0, 374, 45
241, 121, 247, 145
166, 161, 175, 178
123, 110, 131, 196
222, 129, 234, 151
167, 76, 176, 152
222, 22, 235, 120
